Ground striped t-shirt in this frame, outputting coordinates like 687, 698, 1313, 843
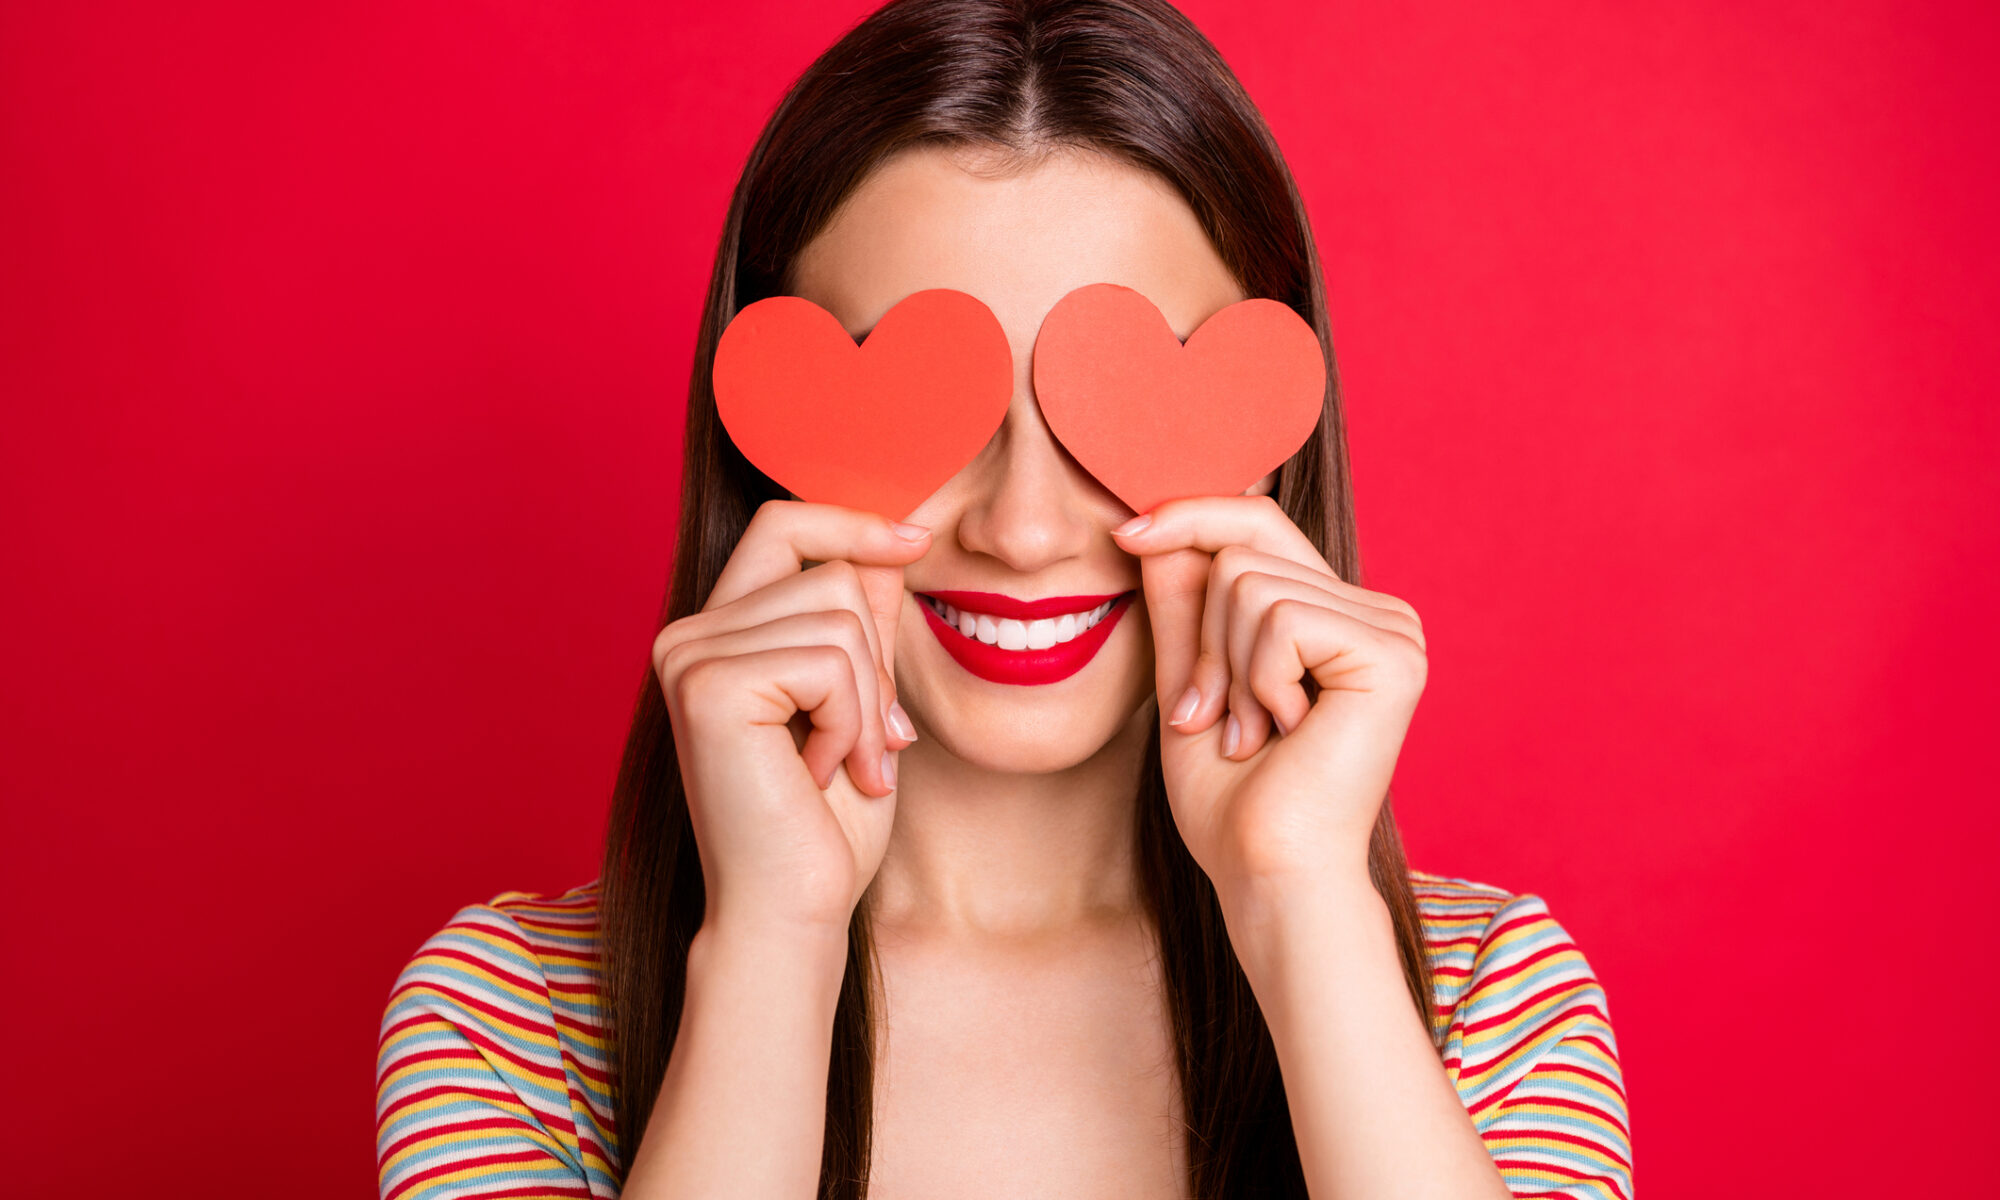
375, 869, 1631, 1199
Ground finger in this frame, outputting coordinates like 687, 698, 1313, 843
677, 559, 913, 747
1180, 547, 1343, 735
1113, 495, 1322, 573
1232, 556, 1424, 744
1226, 572, 1352, 757
806, 561, 906, 743
1245, 598, 1425, 732
1136, 545, 1213, 707
1229, 569, 1433, 756
1241, 601, 1322, 744
852, 563, 909, 681
1116, 496, 1306, 711
663, 615, 895, 793
1114, 496, 1430, 645
1208, 576, 1304, 756
673, 644, 871, 793
707, 500, 930, 612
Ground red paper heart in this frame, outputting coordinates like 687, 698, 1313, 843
712, 289, 1014, 519
1032, 283, 1326, 514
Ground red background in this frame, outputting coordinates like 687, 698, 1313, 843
4, 1, 1995, 1194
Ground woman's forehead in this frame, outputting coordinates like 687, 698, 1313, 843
790, 144, 1244, 348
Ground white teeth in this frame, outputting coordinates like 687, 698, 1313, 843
925, 595, 1121, 649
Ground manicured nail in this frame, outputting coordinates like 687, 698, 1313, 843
892, 522, 931, 542
1221, 713, 1241, 757
1167, 685, 1200, 726
1112, 514, 1152, 537
887, 701, 917, 742
879, 751, 897, 789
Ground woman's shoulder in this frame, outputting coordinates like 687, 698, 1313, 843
376, 879, 619, 1193
1406, 867, 1613, 1040
478, 877, 609, 976
1405, 869, 1629, 1192
401, 876, 612, 1033
1407, 866, 1592, 959
1407, 866, 1519, 927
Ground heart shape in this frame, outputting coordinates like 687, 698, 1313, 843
1032, 283, 1326, 514
712, 288, 1013, 519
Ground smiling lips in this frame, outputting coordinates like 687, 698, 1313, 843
917, 589, 1134, 686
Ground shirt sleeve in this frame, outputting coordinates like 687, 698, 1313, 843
1441, 891, 1633, 1200
375, 903, 598, 1200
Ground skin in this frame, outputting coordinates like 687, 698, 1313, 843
624, 146, 1512, 1199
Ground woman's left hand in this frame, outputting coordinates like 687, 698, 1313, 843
1112, 494, 1428, 900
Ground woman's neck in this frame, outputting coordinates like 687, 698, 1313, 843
865, 700, 1156, 941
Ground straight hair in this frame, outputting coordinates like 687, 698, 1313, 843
600, 1, 1441, 1193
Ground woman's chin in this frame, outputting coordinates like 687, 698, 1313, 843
897, 669, 1155, 777
916, 711, 1119, 776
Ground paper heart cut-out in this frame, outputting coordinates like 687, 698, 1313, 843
712, 288, 1013, 519
1032, 283, 1326, 514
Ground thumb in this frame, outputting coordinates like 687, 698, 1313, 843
854, 564, 908, 677
1138, 546, 1211, 702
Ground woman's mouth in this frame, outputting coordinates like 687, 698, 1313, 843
916, 589, 1135, 686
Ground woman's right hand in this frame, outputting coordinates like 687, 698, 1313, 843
653, 500, 928, 942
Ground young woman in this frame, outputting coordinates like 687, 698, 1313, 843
375, 2, 1631, 1197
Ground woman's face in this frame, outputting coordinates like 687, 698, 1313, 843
791, 144, 1256, 774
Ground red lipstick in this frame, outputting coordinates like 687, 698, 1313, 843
916, 590, 1134, 686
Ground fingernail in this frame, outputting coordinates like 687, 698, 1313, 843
1222, 713, 1241, 757
879, 751, 897, 789
1167, 685, 1200, 726
887, 701, 917, 742
1112, 514, 1152, 537
892, 522, 931, 542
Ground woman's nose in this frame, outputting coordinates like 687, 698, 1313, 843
952, 395, 1098, 576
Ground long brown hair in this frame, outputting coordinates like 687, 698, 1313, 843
600, 1, 1441, 1193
